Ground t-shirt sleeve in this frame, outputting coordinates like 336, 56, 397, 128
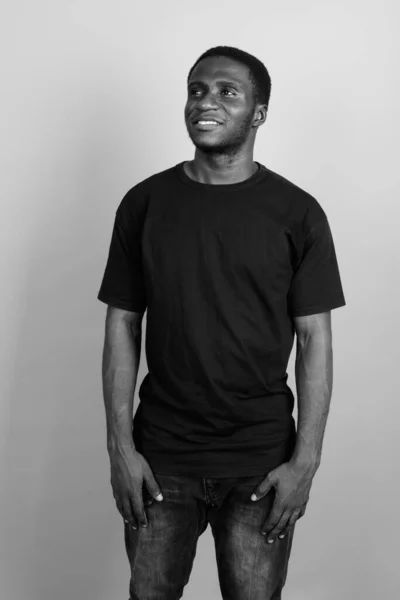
288, 217, 346, 317
97, 197, 147, 313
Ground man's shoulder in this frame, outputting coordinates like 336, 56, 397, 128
117, 163, 178, 215
125, 163, 177, 195
260, 164, 317, 203
259, 164, 328, 223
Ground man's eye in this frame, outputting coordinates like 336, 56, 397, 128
189, 89, 235, 96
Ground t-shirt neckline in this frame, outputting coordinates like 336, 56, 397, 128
175, 160, 266, 192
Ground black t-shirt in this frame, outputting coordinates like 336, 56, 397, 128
97, 161, 346, 477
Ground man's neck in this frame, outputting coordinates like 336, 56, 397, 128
185, 159, 258, 185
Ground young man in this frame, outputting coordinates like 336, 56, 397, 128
97, 46, 346, 600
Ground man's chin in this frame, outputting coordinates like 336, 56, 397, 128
190, 140, 226, 153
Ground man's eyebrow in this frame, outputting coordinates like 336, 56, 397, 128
188, 79, 244, 90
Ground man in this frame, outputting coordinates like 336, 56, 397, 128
97, 45, 346, 600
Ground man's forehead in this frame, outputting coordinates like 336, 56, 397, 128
189, 57, 249, 87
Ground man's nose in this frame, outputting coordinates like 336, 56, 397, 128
196, 92, 220, 108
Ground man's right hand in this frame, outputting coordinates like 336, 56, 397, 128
109, 447, 163, 529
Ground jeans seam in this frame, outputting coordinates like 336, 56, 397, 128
175, 512, 204, 600
202, 477, 207, 504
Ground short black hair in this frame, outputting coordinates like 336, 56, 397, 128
187, 45, 271, 112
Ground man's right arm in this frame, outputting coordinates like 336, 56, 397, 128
101, 306, 144, 455
101, 306, 163, 528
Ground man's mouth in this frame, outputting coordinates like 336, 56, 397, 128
192, 121, 222, 131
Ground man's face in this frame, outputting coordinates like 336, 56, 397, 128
184, 56, 260, 156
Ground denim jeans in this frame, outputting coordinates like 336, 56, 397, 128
124, 472, 295, 600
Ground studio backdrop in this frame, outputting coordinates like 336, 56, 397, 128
1, 1, 398, 599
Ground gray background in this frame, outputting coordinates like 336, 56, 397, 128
1, 0, 398, 598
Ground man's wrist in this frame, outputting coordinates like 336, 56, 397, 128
289, 453, 321, 475
107, 434, 136, 456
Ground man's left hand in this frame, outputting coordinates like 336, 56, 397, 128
250, 460, 317, 543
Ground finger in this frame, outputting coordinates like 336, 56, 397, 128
298, 505, 307, 519
261, 502, 285, 538
122, 498, 137, 529
131, 490, 148, 529
115, 499, 125, 519
112, 488, 124, 517
143, 471, 164, 502
265, 509, 292, 543
278, 508, 302, 538
251, 472, 276, 501
115, 495, 128, 520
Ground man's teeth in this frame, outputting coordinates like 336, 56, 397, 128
198, 121, 219, 125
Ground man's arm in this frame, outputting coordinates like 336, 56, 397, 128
251, 310, 334, 541
102, 306, 144, 454
291, 310, 333, 474
102, 306, 164, 528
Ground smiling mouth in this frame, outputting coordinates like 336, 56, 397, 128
192, 122, 222, 131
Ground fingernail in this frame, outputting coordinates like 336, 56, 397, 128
156, 493, 163, 501
268, 539, 274, 544
279, 534, 285, 539
251, 494, 257, 501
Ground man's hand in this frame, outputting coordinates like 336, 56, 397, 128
109, 447, 163, 530
250, 460, 317, 543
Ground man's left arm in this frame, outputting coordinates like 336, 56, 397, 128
250, 311, 333, 543
291, 310, 332, 471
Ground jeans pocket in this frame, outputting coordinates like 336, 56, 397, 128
142, 486, 154, 506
